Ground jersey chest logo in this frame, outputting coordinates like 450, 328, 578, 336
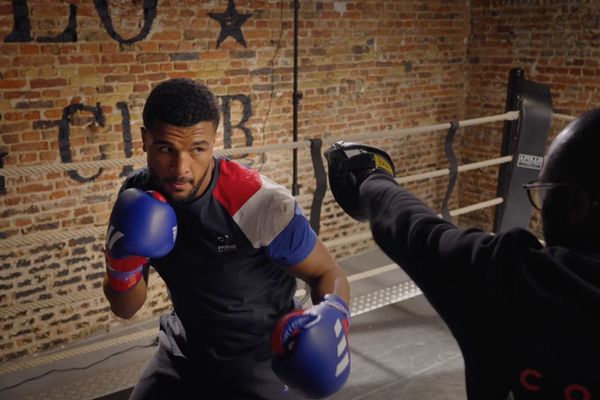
216, 233, 238, 253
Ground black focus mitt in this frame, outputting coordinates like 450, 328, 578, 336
324, 141, 395, 222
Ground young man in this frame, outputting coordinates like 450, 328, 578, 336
325, 109, 600, 399
103, 78, 351, 399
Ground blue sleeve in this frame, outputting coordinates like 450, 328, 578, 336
265, 204, 318, 267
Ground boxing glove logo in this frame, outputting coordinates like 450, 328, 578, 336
106, 224, 124, 251
333, 318, 350, 377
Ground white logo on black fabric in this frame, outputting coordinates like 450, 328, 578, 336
216, 234, 237, 253
517, 153, 544, 170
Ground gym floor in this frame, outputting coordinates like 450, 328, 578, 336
0, 248, 466, 400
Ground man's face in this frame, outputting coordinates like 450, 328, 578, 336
142, 120, 217, 205
538, 153, 581, 247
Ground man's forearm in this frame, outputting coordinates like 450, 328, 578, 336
103, 274, 148, 319
310, 268, 350, 306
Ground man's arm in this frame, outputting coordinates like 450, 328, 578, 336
102, 271, 148, 319
285, 238, 350, 306
360, 172, 449, 269
359, 172, 511, 276
102, 188, 177, 319
271, 236, 351, 399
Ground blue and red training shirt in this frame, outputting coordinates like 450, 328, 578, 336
121, 157, 317, 362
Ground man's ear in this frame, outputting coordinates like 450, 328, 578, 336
568, 187, 592, 224
141, 127, 148, 153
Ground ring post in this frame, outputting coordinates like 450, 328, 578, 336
494, 71, 552, 233
493, 68, 523, 232
441, 121, 460, 221
308, 138, 326, 235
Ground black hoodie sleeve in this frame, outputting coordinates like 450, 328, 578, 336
360, 172, 502, 300
359, 172, 545, 312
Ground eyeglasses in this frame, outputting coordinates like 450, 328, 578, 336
522, 181, 574, 210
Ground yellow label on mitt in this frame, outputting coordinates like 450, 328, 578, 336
374, 154, 394, 175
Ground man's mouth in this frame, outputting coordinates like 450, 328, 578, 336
164, 179, 193, 192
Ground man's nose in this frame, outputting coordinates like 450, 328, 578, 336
170, 152, 190, 176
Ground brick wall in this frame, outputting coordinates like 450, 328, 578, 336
0, 0, 472, 362
461, 0, 600, 232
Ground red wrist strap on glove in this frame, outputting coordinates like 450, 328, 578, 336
271, 310, 309, 355
105, 252, 148, 292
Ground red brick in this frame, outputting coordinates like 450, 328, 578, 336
39, 151, 58, 162
17, 183, 54, 194
11, 142, 49, 152
18, 152, 39, 163
133, 83, 149, 92
13, 56, 53, 67
101, 54, 135, 64
22, 130, 41, 141
0, 79, 27, 89
30, 79, 68, 89
41, 89, 62, 98
15, 218, 32, 227
151, 31, 182, 41
129, 65, 144, 74
43, 109, 63, 119
19, 44, 40, 55
1, 133, 19, 144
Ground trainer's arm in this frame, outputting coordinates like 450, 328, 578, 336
286, 238, 350, 306
358, 172, 519, 311
359, 172, 447, 269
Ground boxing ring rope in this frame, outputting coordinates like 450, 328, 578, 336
0, 111, 519, 179
0, 111, 518, 250
396, 155, 512, 185
0, 158, 511, 251
553, 112, 577, 122
0, 111, 519, 324
0, 109, 577, 377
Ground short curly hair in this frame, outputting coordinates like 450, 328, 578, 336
142, 78, 220, 131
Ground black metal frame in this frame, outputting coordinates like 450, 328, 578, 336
493, 68, 553, 233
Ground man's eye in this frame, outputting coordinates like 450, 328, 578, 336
158, 147, 171, 153
193, 147, 205, 153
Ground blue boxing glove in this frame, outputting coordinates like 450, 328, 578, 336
271, 294, 351, 399
105, 188, 177, 291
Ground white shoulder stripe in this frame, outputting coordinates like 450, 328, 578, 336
232, 175, 296, 248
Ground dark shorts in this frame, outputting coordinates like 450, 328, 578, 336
129, 330, 305, 400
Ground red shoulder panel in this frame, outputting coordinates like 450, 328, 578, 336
213, 159, 262, 216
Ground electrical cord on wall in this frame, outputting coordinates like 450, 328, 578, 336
258, 0, 285, 172
0, 337, 158, 394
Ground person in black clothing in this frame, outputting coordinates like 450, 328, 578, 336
324, 108, 600, 399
